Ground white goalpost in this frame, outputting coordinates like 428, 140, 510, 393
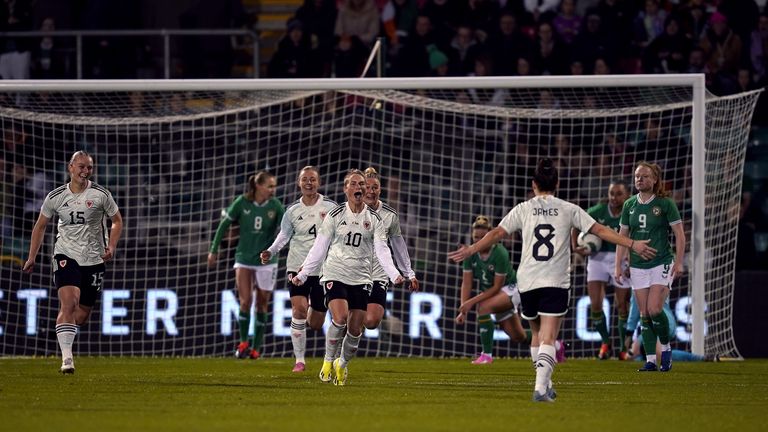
0, 76, 760, 359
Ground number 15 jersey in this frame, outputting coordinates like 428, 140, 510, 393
499, 194, 595, 293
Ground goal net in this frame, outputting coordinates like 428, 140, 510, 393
0, 77, 761, 359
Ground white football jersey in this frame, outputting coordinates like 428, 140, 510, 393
280, 194, 337, 273
370, 200, 401, 282
319, 202, 388, 285
499, 194, 595, 292
41, 181, 119, 266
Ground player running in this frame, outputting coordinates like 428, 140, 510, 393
23, 150, 123, 374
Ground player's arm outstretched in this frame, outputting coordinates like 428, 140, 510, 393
448, 226, 507, 263
589, 223, 655, 260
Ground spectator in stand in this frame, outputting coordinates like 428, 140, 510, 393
572, 13, 616, 74
700, 11, 743, 95
523, 0, 560, 26
458, 0, 500, 43
750, 13, 768, 85
632, 0, 667, 53
467, 55, 506, 105
589, 0, 635, 65
448, 23, 484, 77
0, 0, 33, 81
734, 68, 758, 94
680, 1, 707, 42
569, 59, 584, 75
268, 18, 317, 78
718, 0, 760, 49
593, 57, 611, 75
427, 44, 451, 76
421, 0, 460, 49
517, 56, 534, 77
532, 21, 569, 75
553, 0, 581, 45
487, 12, 533, 76
393, 14, 434, 77
335, 0, 380, 47
31, 17, 72, 79
295, 0, 338, 74
643, 15, 692, 74
381, 0, 418, 54
686, 46, 707, 73
333, 34, 368, 77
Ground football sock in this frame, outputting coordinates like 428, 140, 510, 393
324, 320, 346, 362
640, 315, 657, 363
339, 331, 362, 368
252, 312, 267, 351
651, 311, 671, 345
56, 323, 78, 360
530, 346, 539, 367
237, 310, 250, 343
290, 318, 307, 363
535, 344, 556, 395
478, 314, 494, 355
617, 313, 629, 352
591, 310, 610, 344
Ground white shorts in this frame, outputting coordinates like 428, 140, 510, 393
629, 262, 674, 290
233, 262, 277, 291
587, 252, 631, 289
501, 284, 522, 314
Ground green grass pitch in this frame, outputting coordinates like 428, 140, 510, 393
1, 357, 766, 431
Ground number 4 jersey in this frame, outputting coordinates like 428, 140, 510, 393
41, 181, 119, 266
499, 194, 595, 293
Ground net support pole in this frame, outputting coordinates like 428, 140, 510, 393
691, 74, 706, 356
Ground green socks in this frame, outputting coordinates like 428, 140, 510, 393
479, 314, 494, 354
252, 312, 268, 352
238, 310, 250, 343
591, 310, 610, 344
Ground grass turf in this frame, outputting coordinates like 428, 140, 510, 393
1, 357, 766, 432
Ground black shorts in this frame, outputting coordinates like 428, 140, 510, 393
368, 280, 389, 307
520, 287, 570, 320
287, 272, 327, 313
53, 254, 106, 308
324, 280, 370, 311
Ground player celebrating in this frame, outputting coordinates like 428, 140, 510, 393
362, 167, 420, 332
260, 166, 337, 372
22, 150, 123, 374
572, 180, 633, 360
615, 161, 685, 372
455, 215, 531, 365
292, 169, 404, 386
209, 171, 284, 360
449, 158, 655, 402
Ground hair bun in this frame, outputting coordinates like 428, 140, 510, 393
364, 167, 378, 175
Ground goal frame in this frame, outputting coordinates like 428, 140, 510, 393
0, 74, 708, 355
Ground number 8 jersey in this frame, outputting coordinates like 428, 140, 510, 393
498, 195, 595, 293
41, 181, 119, 266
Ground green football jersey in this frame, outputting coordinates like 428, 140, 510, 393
587, 202, 622, 253
620, 194, 681, 269
210, 195, 285, 266
462, 243, 517, 291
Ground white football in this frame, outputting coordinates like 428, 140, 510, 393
577, 232, 602, 255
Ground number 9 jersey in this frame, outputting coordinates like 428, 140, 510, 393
41, 181, 119, 266
498, 195, 595, 293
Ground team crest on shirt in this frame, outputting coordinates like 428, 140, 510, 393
326, 282, 333, 290
487, 264, 494, 272
86, 200, 94, 208
320, 212, 327, 219
363, 221, 371, 230
652, 206, 662, 216
59, 259, 67, 268
268, 211, 276, 219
